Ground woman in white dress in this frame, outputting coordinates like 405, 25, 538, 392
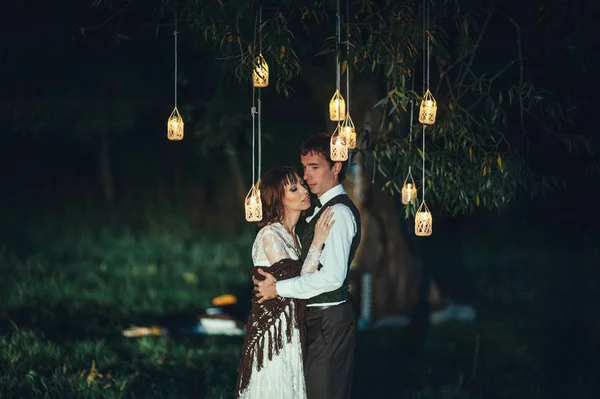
235, 166, 334, 399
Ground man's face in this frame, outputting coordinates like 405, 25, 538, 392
301, 151, 340, 197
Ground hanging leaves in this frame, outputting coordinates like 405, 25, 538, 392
102, 0, 589, 216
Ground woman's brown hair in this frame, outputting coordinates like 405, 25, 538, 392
257, 166, 305, 229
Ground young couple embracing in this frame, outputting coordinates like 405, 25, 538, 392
236, 133, 361, 399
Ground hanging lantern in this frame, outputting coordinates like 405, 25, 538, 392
330, 125, 348, 161
419, 89, 437, 125
342, 113, 356, 149
415, 201, 432, 236
401, 171, 418, 205
252, 53, 269, 88
245, 184, 262, 222
167, 107, 184, 141
329, 90, 346, 121
402, 183, 417, 205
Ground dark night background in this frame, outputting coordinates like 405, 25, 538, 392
1, 0, 599, 398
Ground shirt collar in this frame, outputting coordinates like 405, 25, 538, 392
317, 184, 345, 207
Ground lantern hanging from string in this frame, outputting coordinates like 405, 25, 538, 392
415, 201, 432, 236
329, 90, 346, 121
419, 89, 437, 125
167, 107, 184, 141
342, 113, 356, 149
167, 23, 183, 140
330, 124, 348, 161
245, 184, 262, 222
414, 0, 434, 237
401, 169, 418, 205
252, 53, 269, 88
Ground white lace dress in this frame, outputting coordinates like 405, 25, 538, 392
238, 222, 322, 399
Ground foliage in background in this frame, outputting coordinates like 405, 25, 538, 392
86, 0, 598, 218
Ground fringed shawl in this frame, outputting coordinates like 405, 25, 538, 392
235, 259, 306, 397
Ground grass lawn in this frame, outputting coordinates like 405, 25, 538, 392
1, 215, 599, 398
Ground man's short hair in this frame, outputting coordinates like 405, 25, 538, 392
300, 133, 347, 183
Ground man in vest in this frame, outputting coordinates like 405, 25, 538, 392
254, 133, 362, 399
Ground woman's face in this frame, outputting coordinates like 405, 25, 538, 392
282, 174, 311, 214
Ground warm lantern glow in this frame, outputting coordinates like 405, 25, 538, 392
330, 125, 348, 161
342, 113, 356, 149
252, 53, 269, 88
245, 184, 263, 222
329, 90, 346, 121
167, 107, 184, 141
415, 201, 432, 236
419, 89, 437, 125
402, 182, 417, 205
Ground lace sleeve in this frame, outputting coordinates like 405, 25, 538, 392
260, 229, 291, 266
300, 244, 322, 276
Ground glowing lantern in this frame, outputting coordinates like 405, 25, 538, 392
415, 201, 432, 236
330, 125, 348, 161
401, 171, 418, 205
167, 107, 184, 141
329, 90, 346, 121
402, 183, 417, 205
419, 89, 437, 125
252, 53, 269, 88
341, 113, 356, 149
245, 184, 262, 222
401, 169, 417, 205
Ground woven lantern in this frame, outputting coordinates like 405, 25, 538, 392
245, 184, 262, 222
415, 201, 432, 236
167, 107, 184, 141
252, 53, 269, 88
419, 89, 437, 125
329, 89, 346, 121
401, 171, 418, 205
330, 125, 348, 161
341, 113, 356, 149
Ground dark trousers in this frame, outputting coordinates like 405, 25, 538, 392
304, 301, 357, 399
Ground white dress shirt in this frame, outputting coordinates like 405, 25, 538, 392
276, 184, 357, 306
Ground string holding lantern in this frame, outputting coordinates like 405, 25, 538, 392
329, 0, 348, 162
245, 8, 266, 222
415, 200, 432, 236
167, 16, 184, 141
244, 104, 263, 223
245, 183, 263, 222
401, 167, 418, 205
413, 0, 435, 236
167, 107, 184, 141
342, 2, 356, 150
252, 53, 269, 88
402, 67, 417, 205
330, 124, 348, 161
419, 89, 437, 125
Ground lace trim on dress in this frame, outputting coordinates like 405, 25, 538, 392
301, 245, 321, 276
252, 223, 321, 272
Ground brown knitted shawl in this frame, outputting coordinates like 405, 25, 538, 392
235, 258, 306, 397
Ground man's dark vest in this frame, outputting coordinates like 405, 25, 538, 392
296, 193, 361, 305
